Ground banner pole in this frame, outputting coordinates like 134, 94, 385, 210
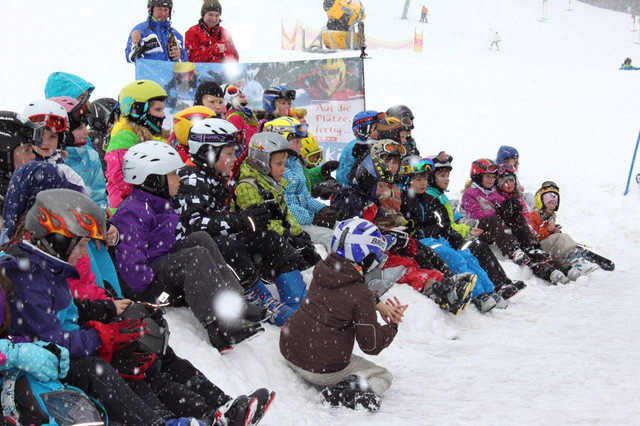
623, 130, 640, 195
359, 21, 369, 110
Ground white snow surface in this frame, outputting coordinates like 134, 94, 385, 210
2, 0, 640, 424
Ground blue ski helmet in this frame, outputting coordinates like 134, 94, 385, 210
496, 145, 519, 165
331, 218, 387, 270
262, 85, 296, 114
352, 110, 384, 141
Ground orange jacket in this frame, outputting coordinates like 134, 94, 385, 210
530, 210, 561, 241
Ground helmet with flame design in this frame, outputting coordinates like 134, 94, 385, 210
26, 189, 106, 259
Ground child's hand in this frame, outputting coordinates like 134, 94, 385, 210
469, 228, 483, 236
546, 221, 556, 232
114, 299, 132, 316
377, 297, 408, 324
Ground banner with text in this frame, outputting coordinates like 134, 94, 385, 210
135, 57, 365, 160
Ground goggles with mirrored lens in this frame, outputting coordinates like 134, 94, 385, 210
400, 158, 434, 175
29, 114, 68, 133
226, 85, 240, 97
377, 142, 406, 156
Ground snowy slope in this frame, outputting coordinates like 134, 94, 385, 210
2, 0, 640, 424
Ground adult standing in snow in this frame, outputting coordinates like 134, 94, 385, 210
185, 1, 239, 63
420, 5, 429, 23
125, 0, 188, 63
490, 30, 501, 51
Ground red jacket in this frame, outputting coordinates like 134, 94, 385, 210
185, 21, 239, 63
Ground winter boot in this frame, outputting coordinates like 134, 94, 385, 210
510, 249, 531, 266
214, 395, 258, 426
274, 271, 308, 311
321, 375, 381, 412
244, 280, 294, 326
549, 269, 570, 285
489, 291, 508, 309
207, 319, 264, 353
473, 293, 497, 313
247, 388, 276, 425
523, 247, 552, 264
244, 304, 268, 323
498, 280, 525, 299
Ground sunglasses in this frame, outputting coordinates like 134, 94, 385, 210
400, 158, 434, 175
377, 142, 406, 156
226, 85, 241, 97
189, 130, 245, 145
265, 89, 296, 101
29, 114, 68, 133
499, 165, 516, 175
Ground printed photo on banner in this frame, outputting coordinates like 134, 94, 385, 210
135, 56, 365, 159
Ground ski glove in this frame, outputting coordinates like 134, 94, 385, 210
320, 161, 340, 178
312, 207, 341, 228
386, 227, 410, 249
236, 204, 271, 232
111, 348, 157, 381
495, 198, 522, 217
0, 341, 70, 382
86, 318, 149, 362
311, 178, 342, 200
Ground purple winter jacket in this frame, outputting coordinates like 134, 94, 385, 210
2, 242, 101, 358
111, 188, 179, 293
461, 183, 503, 220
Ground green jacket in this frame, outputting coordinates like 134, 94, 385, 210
303, 165, 326, 190
234, 162, 303, 236
426, 186, 470, 238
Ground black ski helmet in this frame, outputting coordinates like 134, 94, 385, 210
386, 105, 415, 130
88, 98, 117, 134
148, 0, 172, 17
0, 111, 44, 180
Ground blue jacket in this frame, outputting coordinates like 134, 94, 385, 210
125, 18, 188, 63
2, 242, 101, 358
336, 139, 357, 186
44, 72, 94, 99
65, 146, 108, 209
283, 156, 325, 225
111, 188, 179, 293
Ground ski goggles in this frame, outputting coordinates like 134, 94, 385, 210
226, 85, 242, 97
398, 116, 413, 129
353, 111, 387, 128
498, 165, 516, 175
0, 120, 45, 147
540, 180, 559, 191
269, 123, 308, 138
482, 163, 500, 173
29, 114, 68, 133
400, 157, 434, 175
375, 142, 406, 156
176, 70, 197, 81
264, 88, 296, 101
433, 152, 453, 165
188, 130, 245, 145
321, 67, 342, 77
70, 101, 90, 125
304, 149, 324, 166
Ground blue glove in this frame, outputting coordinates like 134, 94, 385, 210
33, 341, 70, 379
0, 341, 63, 382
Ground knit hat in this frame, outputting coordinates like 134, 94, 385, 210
194, 81, 224, 106
202, 0, 221, 16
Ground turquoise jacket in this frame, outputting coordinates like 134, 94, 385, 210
65, 146, 108, 209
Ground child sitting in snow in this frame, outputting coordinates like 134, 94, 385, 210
280, 218, 403, 413
530, 181, 606, 272
300, 131, 341, 201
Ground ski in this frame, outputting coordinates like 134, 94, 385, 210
576, 245, 615, 271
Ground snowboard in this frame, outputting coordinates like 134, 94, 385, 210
577, 245, 615, 271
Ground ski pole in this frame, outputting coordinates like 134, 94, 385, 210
623, 130, 640, 195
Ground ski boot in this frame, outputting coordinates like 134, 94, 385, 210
489, 291, 508, 309
321, 375, 381, 412
496, 280, 526, 299
244, 279, 294, 326
247, 388, 276, 425
549, 269, 570, 285
523, 247, 552, 264
510, 249, 531, 266
213, 395, 258, 426
207, 319, 264, 354
275, 271, 308, 311
473, 293, 497, 313
443, 273, 476, 315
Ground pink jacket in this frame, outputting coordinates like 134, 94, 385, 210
68, 254, 110, 302
461, 183, 503, 220
105, 150, 132, 210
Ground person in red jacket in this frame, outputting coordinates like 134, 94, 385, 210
185, 0, 239, 63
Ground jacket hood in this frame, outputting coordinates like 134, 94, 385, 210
44, 72, 95, 99
0, 241, 79, 280
313, 253, 364, 290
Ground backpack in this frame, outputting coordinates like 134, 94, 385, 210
1, 371, 106, 426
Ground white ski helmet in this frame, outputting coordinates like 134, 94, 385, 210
187, 118, 242, 158
247, 132, 292, 176
23, 100, 69, 134
122, 141, 184, 185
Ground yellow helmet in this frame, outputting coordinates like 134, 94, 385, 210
172, 106, 216, 146
321, 58, 346, 82
118, 80, 167, 117
263, 117, 308, 140
534, 181, 560, 211
173, 62, 196, 74
300, 132, 323, 166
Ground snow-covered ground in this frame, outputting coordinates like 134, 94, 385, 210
2, 0, 640, 424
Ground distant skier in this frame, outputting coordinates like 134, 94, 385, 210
620, 58, 639, 70
489, 31, 501, 51
420, 5, 429, 23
